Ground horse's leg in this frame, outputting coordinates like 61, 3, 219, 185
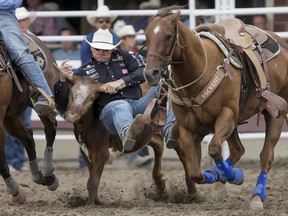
0, 122, 27, 204
148, 134, 165, 194
204, 109, 244, 185
176, 125, 203, 195
38, 115, 58, 191
4, 115, 44, 183
173, 143, 198, 196
250, 113, 284, 209
226, 128, 245, 165
3, 116, 40, 203
212, 129, 245, 200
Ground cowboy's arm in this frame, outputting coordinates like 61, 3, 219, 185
54, 80, 69, 115
53, 61, 73, 115
103, 51, 145, 93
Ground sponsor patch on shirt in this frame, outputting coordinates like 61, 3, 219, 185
122, 68, 128, 75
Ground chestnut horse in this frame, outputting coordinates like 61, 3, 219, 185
144, 6, 288, 209
0, 33, 59, 204
63, 75, 166, 204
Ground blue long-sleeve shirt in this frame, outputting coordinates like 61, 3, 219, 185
0, 0, 22, 11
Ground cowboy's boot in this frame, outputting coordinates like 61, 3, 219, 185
121, 114, 146, 151
33, 87, 55, 115
164, 123, 179, 149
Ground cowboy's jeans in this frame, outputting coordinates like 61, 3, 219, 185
99, 84, 176, 138
0, 11, 53, 99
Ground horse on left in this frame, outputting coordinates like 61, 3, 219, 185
0, 32, 60, 204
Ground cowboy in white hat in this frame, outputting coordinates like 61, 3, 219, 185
81, 5, 120, 64
115, 25, 144, 53
57, 28, 153, 151
15, 7, 36, 33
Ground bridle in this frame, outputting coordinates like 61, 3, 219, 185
145, 19, 208, 92
146, 20, 180, 79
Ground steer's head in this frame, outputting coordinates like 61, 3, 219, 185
65, 75, 103, 123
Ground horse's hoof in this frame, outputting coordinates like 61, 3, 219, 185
212, 182, 227, 201
10, 188, 26, 204
32, 172, 44, 185
155, 178, 166, 193
249, 196, 264, 209
229, 168, 244, 185
47, 177, 59, 191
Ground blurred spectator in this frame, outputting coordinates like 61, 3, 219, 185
16, 6, 36, 33
139, 0, 161, 9
115, 24, 143, 53
131, 0, 161, 32
252, 14, 268, 30
5, 7, 34, 172
81, 5, 120, 64
52, 28, 80, 61
26, 0, 58, 36
43, 2, 76, 34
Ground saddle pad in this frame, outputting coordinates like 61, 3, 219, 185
197, 31, 242, 68
22, 33, 47, 71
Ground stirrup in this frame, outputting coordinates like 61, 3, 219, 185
31, 87, 55, 115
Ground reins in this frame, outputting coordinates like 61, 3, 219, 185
146, 20, 181, 77
165, 28, 208, 92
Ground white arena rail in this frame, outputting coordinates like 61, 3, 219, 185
36, 6, 288, 42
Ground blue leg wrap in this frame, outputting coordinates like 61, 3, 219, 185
225, 158, 234, 167
203, 169, 218, 183
204, 157, 244, 185
215, 157, 234, 180
252, 171, 267, 201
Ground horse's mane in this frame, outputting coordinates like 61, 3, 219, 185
151, 5, 185, 21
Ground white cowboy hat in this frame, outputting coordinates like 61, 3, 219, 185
84, 29, 121, 50
113, 19, 126, 35
139, 0, 161, 9
116, 25, 144, 38
15, 7, 36, 23
86, 5, 117, 26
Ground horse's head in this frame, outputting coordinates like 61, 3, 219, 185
65, 75, 103, 123
144, 6, 182, 86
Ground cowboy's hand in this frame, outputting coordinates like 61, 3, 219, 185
59, 60, 73, 82
104, 79, 126, 94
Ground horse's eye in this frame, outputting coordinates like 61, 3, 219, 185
166, 34, 172, 41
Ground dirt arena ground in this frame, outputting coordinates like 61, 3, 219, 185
0, 159, 287, 216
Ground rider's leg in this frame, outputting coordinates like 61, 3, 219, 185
0, 12, 53, 114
